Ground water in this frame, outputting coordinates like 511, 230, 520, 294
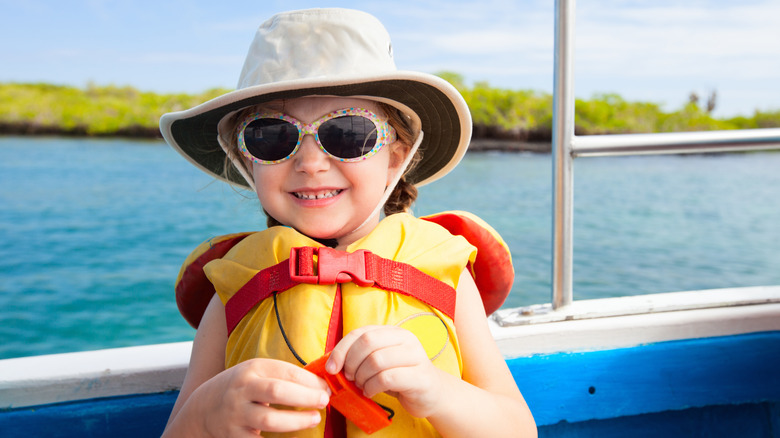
1, 137, 778, 359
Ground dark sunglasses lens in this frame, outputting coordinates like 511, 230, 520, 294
319, 116, 378, 159
244, 119, 299, 161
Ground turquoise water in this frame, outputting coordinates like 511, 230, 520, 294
1, 137, 778, 359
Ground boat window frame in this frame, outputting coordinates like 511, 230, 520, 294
492, 0, 780, 327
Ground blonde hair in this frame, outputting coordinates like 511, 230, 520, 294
221, 101, 421, 228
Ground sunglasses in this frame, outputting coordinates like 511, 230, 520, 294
237, 107, 397, 165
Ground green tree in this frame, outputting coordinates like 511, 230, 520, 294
0, 81, 777, 138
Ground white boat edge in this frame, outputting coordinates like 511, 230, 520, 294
1, 285, 778, 410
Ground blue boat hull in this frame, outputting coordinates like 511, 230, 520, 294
512, 331, 780, 436
3, 331, 778, 437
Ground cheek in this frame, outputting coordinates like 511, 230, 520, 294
365, 154, 394, 188
374, 168, 393, 191
338, 159, 391, 197
252, 162, 282, 184
252, 165, 282, 204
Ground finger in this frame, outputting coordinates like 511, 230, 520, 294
246, 358, 330, 392
244, 402, 323, 434
361, 365, 424, 398
352, 343, 426, 389
341, 327, 400, 380
245, 377, 330, 410
361, 366, 445, 420
326, 325, 382, 374
345, 327, 423, 382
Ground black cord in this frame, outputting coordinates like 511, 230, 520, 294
381, 405, 395, 419
273, 291, 307, 366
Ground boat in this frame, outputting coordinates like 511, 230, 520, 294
2, 0, 779, 436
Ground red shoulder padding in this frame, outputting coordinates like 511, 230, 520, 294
421, 211, 514, 315
175, 233, 253, 328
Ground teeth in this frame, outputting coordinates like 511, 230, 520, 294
295, 189, 341, 200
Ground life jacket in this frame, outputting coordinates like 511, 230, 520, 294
175, 212, 514, 437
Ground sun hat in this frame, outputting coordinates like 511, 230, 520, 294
159, 8, 471, 189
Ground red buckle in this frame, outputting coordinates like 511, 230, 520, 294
289, 247, 375, 287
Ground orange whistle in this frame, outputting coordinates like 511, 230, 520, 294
304, 352, 392, 434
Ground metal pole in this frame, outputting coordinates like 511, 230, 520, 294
551, 0, 575, 309
572, 128, 780, 157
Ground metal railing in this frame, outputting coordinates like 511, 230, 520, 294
550, 0, 780, 310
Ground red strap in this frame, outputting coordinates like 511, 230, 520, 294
324, 287, 346, 438
325, 286, 343, 352
367, 254, 456, 319
224, 260, 297, 335
224, 247, 456, 336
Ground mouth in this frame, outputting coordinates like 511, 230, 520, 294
292, 189, 343, 200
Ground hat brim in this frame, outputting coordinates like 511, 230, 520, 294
159, 72, 471, 188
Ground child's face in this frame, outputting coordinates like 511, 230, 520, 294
250, 96, 408, 247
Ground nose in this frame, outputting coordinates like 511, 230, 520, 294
293, 134, 330, 174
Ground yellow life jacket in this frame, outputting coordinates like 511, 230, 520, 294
175, 212, 514, 437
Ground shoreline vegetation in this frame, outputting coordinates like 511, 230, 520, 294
2, 74, 778, 153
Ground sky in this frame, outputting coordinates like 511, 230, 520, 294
2, 0, 778, 118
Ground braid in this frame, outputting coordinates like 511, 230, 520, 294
384, 177, 418, 215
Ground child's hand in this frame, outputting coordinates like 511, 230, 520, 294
325, 325, 445, 419
191, 358, 330, 437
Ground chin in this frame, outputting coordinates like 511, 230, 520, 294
297, 225, 343, 241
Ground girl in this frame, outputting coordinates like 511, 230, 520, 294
159, 8, 535, 438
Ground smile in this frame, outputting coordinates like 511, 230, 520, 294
293, 189, 343, 200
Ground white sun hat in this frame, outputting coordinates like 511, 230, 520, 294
159, 8, 471, 189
